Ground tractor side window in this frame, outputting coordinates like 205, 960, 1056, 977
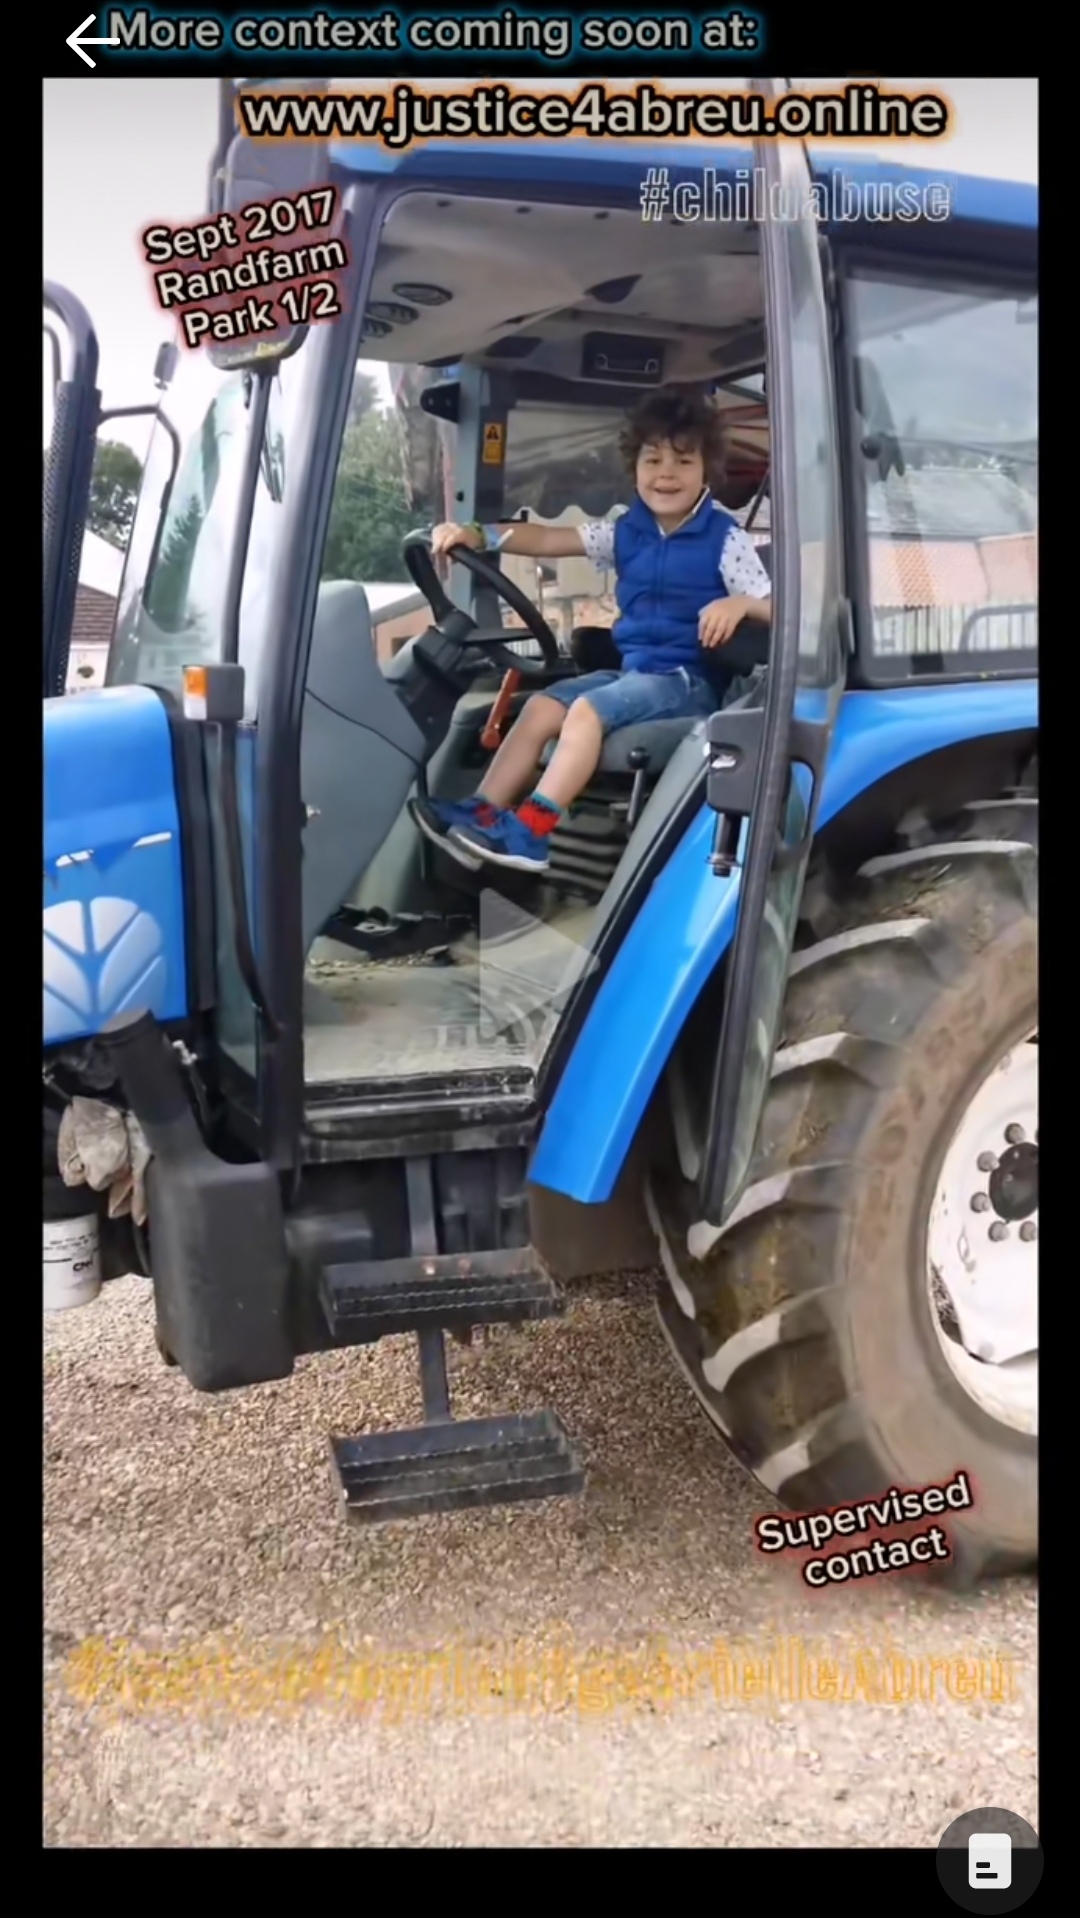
108, 369, 253, 698
846, 269, 1037, 670
320, 361, 450, 659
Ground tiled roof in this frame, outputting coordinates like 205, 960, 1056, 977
70, 584, 116, 649
871, 533, 1037, 608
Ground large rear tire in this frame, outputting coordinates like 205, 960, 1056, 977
647, 790, 1038, 1586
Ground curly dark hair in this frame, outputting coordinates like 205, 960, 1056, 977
618, 386, 727, 494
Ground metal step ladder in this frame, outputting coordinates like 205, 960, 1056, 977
325, 1157, 585, 1523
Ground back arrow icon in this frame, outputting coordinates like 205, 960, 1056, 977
67, 12, 120, 68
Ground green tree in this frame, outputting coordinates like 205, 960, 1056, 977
348, 370, 380, 426
88, 439, 144, 548
145, 494, 204, 631
323, 405, 417, 583
390, 363, 451, 519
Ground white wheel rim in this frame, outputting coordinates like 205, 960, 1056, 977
926, 1031, 1037, 1435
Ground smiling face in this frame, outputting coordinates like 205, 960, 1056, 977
635, 435, 707, 527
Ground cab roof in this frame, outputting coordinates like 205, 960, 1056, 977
329, 139, 1037, 235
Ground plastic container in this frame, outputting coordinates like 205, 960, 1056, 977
43, 1173, 101, 1312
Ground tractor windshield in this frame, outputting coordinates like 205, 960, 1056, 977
108, 338, 323, 719
108, 355, 255, 699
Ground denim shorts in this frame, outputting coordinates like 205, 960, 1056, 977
540, 666, 718, 737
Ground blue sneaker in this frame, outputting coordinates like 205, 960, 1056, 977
408, 793, 500, 868
449, 809, 554, 873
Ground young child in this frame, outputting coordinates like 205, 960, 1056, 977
412, 386, 771, 874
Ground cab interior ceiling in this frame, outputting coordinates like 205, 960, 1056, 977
359, 190, 766, 387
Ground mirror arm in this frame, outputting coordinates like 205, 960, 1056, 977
44, 324, 62, 393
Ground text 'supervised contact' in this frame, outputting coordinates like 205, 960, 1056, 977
757, 1472, 977, 1587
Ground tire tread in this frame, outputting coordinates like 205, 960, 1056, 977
651, 787, 1038, 1587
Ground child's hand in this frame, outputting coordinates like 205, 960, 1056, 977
432, 521, 483, 562
699, 596, 749, 647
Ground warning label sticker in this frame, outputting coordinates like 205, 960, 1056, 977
482, 421, 505, 464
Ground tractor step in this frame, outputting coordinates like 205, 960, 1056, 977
330, 1409, 584, 1523
321, 1154, 586, 1524
322, 1244, 563, 1340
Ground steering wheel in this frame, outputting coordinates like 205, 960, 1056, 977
402, 531, 562, 678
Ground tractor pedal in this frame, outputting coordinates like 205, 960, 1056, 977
323, 906, 472, 960
330, 1409, 585, 1522
323, 1246, 564, 1341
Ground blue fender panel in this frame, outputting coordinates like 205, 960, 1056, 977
530, 680, 1038, 1203
43, 686, 189, 1046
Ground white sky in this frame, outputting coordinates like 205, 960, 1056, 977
43, 77, 1035, 462
43, 77, 395, 456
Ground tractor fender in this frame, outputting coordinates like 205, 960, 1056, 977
530, 680, 1038, 1204
43, 686, 189, 1047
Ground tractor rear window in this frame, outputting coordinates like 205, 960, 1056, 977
499, 394, 769, 655
498, 402, 633, 653
846, 268, 1037, 674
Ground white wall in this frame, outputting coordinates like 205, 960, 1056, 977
79, 529, 124, 595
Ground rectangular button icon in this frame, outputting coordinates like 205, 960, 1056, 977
969, 1833, 1012, 1888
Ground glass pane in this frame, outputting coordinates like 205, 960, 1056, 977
500, 391, 770, 657
716, 142, 842, 1219
107, 362, 253, 698
110, 411, 173, 648
720, 763, 814, 1214
847, 273, 1037, 666
104, 360, 263, 1076
319, 360, 449, 659
240, 349, 306, 716
218, 340, 339, 1072
501, 401, 633, 656
786, 182, 842, 685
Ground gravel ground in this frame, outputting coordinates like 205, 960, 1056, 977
44, 1274, 1037, 1848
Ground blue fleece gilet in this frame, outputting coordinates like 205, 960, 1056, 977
611, 491, 738, 677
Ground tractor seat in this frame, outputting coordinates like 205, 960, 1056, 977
539, 716, 702, 777
547, 623, 709, 777
541, 586, 773, 777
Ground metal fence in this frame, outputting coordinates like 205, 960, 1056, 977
873, 601, 1037, 658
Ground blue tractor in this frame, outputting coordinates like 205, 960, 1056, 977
43, 87, 1037, 1584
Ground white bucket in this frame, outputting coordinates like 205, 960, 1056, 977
43, 1213, 102, 1312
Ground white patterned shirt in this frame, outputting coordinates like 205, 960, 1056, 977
577, 509, 772, 600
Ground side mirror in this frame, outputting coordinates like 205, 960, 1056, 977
153, 341, 178, 391
203, 79, 336, 374
853, 355, 906, 481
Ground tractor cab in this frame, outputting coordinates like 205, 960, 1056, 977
297, 362, 772, 1096
101, 156, 778, 1131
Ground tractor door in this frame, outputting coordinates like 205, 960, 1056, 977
697, 106, 849, 1227
91, 82, 380, 1170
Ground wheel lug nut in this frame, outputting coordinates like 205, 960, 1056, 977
970, 1193, 991, 1212
1004, 1124, 1025, 1145
988, 1222, 1008, 1242
977, 1152, 998, 1173
1019, 1222, 1037, 1243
